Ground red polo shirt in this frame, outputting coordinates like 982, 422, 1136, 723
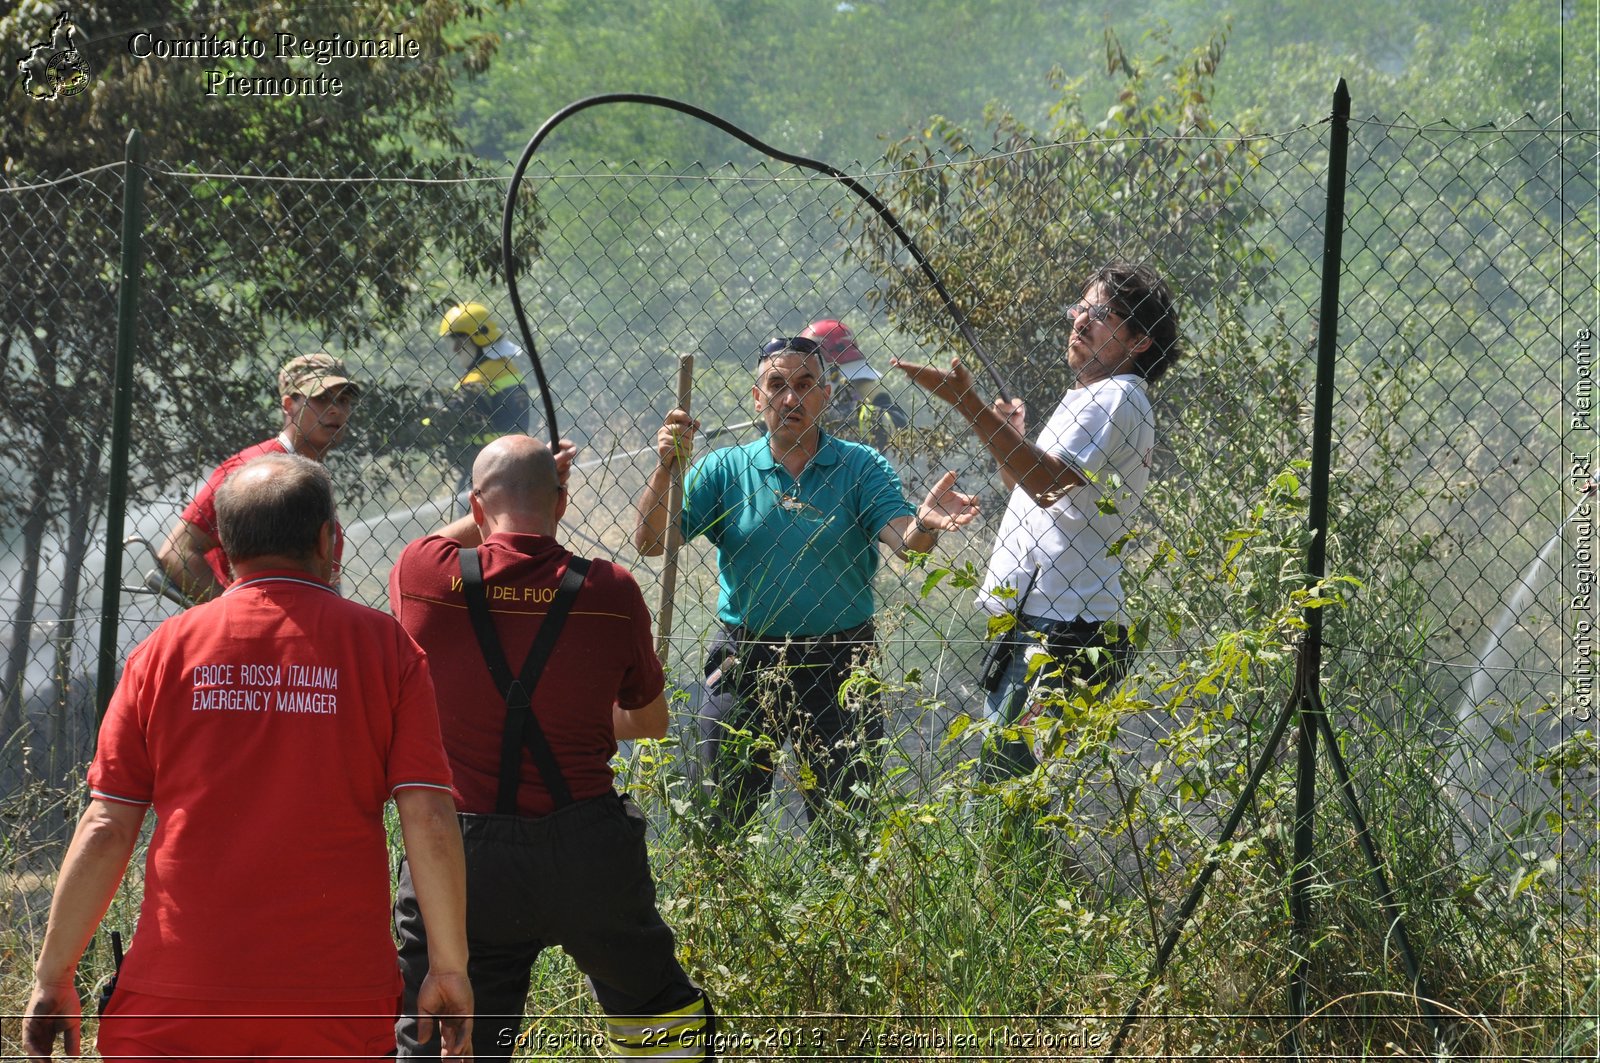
89, 570, 453, 1001
178, 436, 345, 587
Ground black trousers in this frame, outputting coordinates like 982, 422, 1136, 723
394, 793, 703, 1060
697, 624, 882, 834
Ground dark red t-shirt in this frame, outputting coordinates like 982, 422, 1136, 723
389, 532, 664, 817
89, 571, 453, 1001
179, 436, 345, 587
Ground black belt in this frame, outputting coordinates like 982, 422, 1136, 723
1019, 615, 1118, 639
726, 620, 874, 648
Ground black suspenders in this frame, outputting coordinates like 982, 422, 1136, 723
457, 547, 590, 815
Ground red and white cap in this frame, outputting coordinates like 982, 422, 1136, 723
800, 319, 880, 381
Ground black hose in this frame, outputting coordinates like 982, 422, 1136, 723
500, 92, 1007, 449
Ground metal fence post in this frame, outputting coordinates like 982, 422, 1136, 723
1296, 78, 1444, 1052
94, 129, 147, 724
1285, 74, 1352, 1057
1102, 86, 1356, 1056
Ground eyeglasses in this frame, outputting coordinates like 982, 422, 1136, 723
1066, 302, 1120, 324
761, 335, 823, 358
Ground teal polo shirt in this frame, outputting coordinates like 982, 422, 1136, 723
681, 432, 915, 638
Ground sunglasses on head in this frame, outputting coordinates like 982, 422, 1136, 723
761, 335, 823, 358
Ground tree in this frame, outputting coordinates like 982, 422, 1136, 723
849, 24, 1268, 413
454, 0, 1090, 167
1142, 0, 1592, 128
0, 0, 512, 785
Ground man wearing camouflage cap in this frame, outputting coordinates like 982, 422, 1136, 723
156, 353, 361, 603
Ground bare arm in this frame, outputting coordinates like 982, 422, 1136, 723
969, 402, 1083, 506
876, 470, 981, 560
394, 788, 472, 1058
155, 520, 224, 603
24, 799, 147, 1061
613, 689, 669, 741
892, 357, 1084, 507
991, 398, 1027, 493
432, 514, 481, 545
633, 410, 697, 557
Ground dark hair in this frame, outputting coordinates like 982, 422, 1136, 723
215, 453, 334, 565
1091, 261, 1182, 383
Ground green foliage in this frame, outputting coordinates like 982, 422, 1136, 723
592, 522, 1591, 1055
849, 25, 1269, 414
455, 0, 1087, 166
454, 0, 1591, 167
1144, 0, 1590, 129
0, 0, 514, 772
1, 0, 509, 168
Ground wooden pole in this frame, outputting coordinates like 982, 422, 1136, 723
655, 354, 693, 661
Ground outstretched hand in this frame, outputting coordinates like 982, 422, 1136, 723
917, 470, 980, 532
416, 970, 474, 1058
890, 355, 981, 412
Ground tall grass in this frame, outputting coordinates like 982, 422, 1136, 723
4, 587, 1593, 1059
5, 305, 1595, 1062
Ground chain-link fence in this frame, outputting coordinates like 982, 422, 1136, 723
2, 96, 1595, 1057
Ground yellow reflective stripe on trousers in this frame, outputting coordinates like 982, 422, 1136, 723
605, 996, 709, 1060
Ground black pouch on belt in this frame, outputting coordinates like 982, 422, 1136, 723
979, 630, 1020, 694
980, 567, 1038, 694
96, 930, 124, 1016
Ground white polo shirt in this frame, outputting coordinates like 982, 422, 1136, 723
979, 374, 1154, 624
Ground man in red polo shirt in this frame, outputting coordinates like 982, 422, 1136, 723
156, 352, 359, 603
23, 453, 472, 1061
389, 434, 711, 1061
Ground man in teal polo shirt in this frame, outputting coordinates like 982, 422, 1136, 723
634, 334, 978, 833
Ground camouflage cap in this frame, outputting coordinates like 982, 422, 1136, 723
278, 353, 359, 400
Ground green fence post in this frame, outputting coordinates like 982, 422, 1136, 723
1104, 81, 1356, 1062
95, 129, 147, 724
1285, 74, 1353, 1057
1295, 78, 1445, 1052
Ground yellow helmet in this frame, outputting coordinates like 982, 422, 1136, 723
439, 302, 502, 347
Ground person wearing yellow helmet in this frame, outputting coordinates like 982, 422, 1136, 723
435, 301, 532, 509
439, 301, 503, 349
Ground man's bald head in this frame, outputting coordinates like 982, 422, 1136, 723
470, 435, 563, 531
